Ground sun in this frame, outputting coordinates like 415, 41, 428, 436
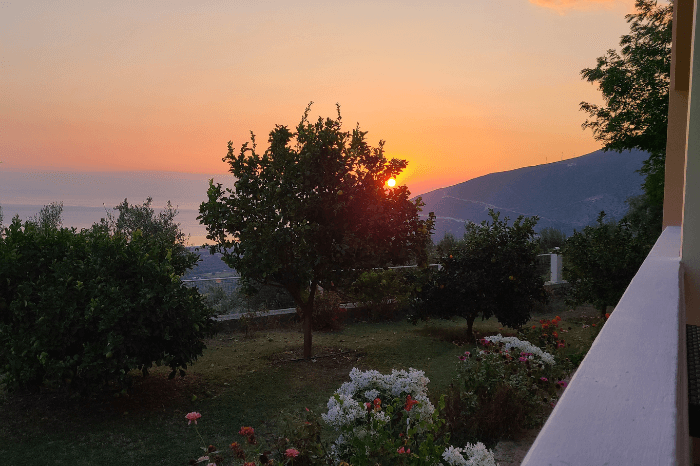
387, 178, 396, 187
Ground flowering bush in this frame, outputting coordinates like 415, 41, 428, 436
449, 335, 571, 445
519, 316, 567, 352
184, 412, 303, 466
322, 368, 497, 466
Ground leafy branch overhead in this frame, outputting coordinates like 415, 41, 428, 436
580, 0, 672, 205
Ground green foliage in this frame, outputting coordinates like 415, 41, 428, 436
413, 210, 546, 338
0, 218, 215, 393
31, 201, 64, 231
622, 193, 663, 245
348, 268, 419, 321
204, 282, 294, 316
536, 227, 567, 253
101, 197, 197, 275
433, 232, 460, 262
563, 211, 650, 314
312, 291, 346, 331
199, 103, 434, 357
580, 0, 673, 206
449, 337, 571, 446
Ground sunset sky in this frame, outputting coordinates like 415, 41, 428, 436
1, 0, 655, 196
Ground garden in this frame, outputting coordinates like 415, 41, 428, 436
0, 294, 605, 466
0, 108, 617, 465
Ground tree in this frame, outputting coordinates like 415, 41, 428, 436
434, 232, 460, 260
536, 227, 567, 253
100, 197, 198, 275
413, 210, 546, 340
199, 104, 434, 358
0, 218, 215, 393
562, 212, 650, 314
31, 201, 64, 231
580, 0, 673, 207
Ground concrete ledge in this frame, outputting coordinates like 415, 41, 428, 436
522, 227, 688, 466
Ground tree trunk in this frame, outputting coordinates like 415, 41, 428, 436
302, 303, 313, 359
466, 315, 476, 342
285, 282, 317, 359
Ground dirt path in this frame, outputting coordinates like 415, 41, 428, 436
492, 428, 541, 465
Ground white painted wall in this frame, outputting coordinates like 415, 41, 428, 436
550, 253, 563, 284
521, 227, 688, 466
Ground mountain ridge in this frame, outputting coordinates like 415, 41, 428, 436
414, 149, 648, 241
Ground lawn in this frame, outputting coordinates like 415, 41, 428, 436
0, 300, 603, 466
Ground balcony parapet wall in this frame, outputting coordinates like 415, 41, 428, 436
522, 227, 688, 466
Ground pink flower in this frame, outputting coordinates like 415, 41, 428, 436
464, 351, 470, 357
540, 377, 548, 382
185, 412, 202, 425
519, 356, 528, 362
397, 447, 410, 454
285, 448, 300, 458
557, 380, 568, 388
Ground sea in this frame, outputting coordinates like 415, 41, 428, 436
0, 170, 237, 246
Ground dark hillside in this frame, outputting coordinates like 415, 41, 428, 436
416, 149, 647, 241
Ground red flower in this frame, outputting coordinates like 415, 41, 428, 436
239, 426, 257, 444
230, 442, 246, 459
239, 426, 255, 437
404, 395, 419, 412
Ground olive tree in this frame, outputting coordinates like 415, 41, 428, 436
199, 104, 434, 358
100, 197, 198, 275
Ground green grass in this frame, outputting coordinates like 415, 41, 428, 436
0, 303, 602, 466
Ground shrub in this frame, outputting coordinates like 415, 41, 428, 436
0, 219, 216, 393
312, 291, 346, 331
322, 367, 497, 466
449, 336, 572, 446
563, 211, 649, 314
348, 268, 417, 321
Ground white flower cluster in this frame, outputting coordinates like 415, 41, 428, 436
441, 443, 497, 466
322, 367, 435, 463
323, 368, 498, 466
483, 334, 555, 365
324, 367, 435, 429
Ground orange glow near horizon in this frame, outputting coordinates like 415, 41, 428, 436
0, 1, 642, 196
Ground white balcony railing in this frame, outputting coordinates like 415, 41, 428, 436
522, 226, 688, 466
